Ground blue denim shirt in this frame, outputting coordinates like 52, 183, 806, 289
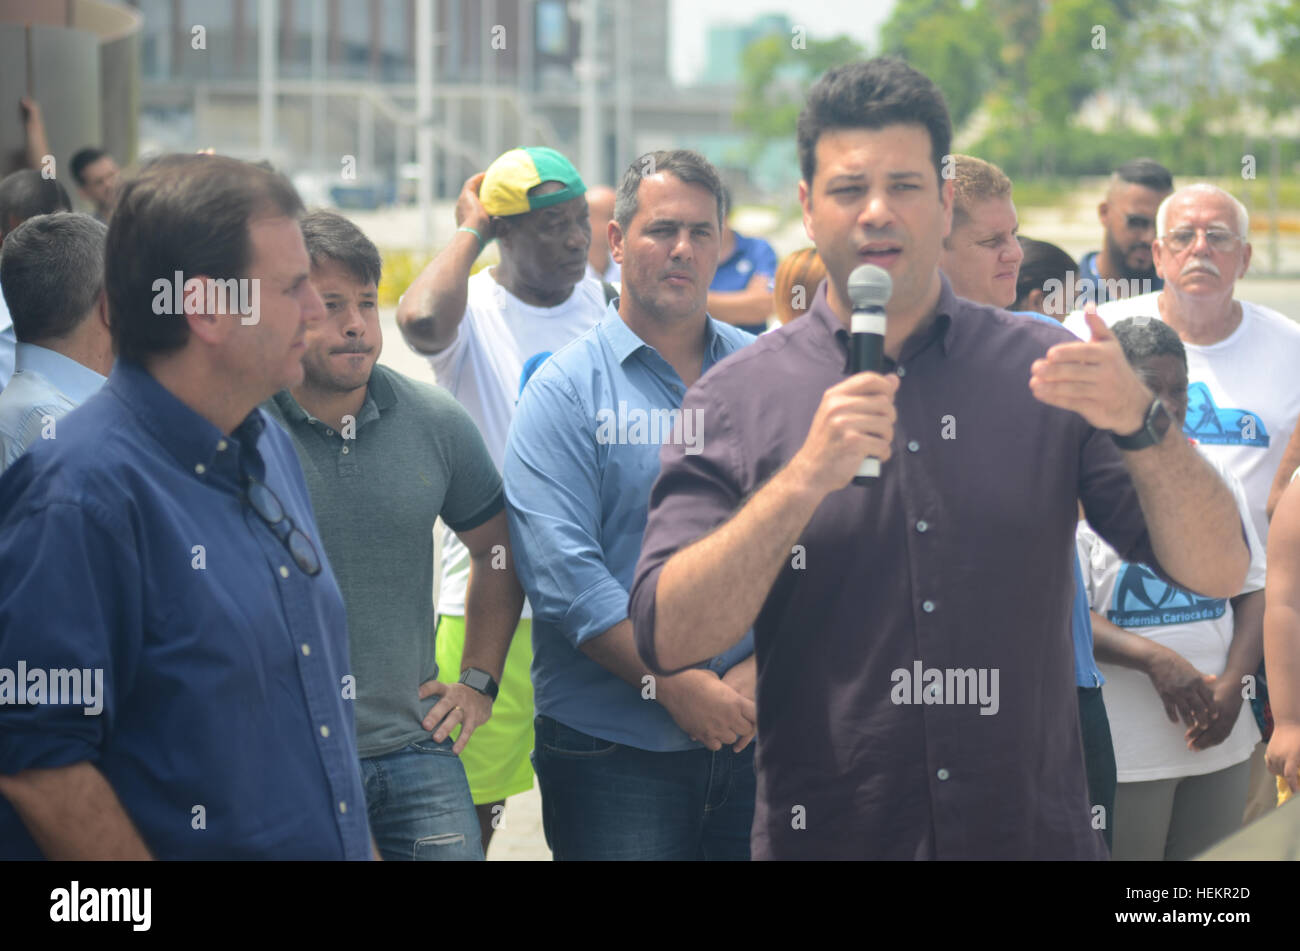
504, 307, 755, 751
1015, 311, 1103, 688
0, 359, 371, 859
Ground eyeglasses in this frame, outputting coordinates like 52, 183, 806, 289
1162, 227, 1242, 253
242, 476, 322, 577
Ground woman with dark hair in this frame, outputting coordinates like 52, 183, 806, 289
1013, 236, 1078, 320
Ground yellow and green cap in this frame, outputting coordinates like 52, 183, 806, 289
480, 146, 587, 217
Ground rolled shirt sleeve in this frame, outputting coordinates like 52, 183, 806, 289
630, 373, 747, 675
504, 370, 629, 648
0, 490, 139, 774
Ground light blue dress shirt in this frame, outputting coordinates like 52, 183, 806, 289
504, 306, 756, 751
0, 292, 16, 389
0, 343, 106, 471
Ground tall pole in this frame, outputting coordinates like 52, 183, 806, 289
311, 0, 325, 174
259, 0, 278, 160
578, 0, 600, 183
614, 0, 631, 179
417, 0, 435, 251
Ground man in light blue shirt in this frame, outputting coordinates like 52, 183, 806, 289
504, 150, 757, 860
0, 171, 76, 389
0, 213, 112, 470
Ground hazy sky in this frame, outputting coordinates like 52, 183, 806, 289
669, 0, 897, 85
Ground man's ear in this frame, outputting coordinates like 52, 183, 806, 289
1151, 239, 1167, 281
799, 180, 814, 244
608, 219, 624, 266
95, 288, 110, 331
182, 275, 233, 347
1026, 288, 1047, 316
940, 177, 954, 241
1097, 200, 1108, 226
1239, 241, 1252, 279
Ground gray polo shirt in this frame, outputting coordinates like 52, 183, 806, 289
633, 276, 1166, 860
266, 364, 503, 759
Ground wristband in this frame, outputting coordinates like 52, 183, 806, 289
457, 225, 486, 252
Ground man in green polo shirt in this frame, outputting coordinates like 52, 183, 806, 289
265, 210, 524, 860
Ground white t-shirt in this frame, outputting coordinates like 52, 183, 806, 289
1065, 292, 1300, 545
1076, 453, 1265, 783
422, 268, 606, 616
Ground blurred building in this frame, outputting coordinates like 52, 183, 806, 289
129, 0, 741, 201
0, 0, 141, 181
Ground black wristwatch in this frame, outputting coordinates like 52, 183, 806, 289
1111, 397, 1172, 451
459, 667, 499, 700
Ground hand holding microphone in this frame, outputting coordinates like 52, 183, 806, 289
787, 265, 899, 497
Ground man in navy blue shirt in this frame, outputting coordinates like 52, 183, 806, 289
0, 154, 374, 860
707, 187, 777, 336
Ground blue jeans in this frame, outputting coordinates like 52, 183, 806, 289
533, 715, 756, 861
360, 737, 484, 861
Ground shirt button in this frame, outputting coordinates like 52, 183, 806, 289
937, 768, 950, 781
907, 440, 920, 453
338, 801, 348, 814
319, 725, 330, 738
325, 429, 334, 436
922, 600, 935, 613
896, 365, 906, 377
916, 520, 928, 533
341, 446, 350, 455
279, 565, 290, 579
301, 643, 311, 656
216, 439, 228, 451
194, 463, 206, 475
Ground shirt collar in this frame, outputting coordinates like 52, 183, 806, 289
598, 302, 733, 368
106, 358, 265, 486
272, 366, 396, 430
806, 272, 959, 361
13, 342, 106, 405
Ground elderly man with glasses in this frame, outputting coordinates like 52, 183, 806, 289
1066, 182, 1300, 827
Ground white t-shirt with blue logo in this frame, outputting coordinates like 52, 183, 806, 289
1076, 453, 1265, 782
420, 268, 605, 617
1066, 292, 1300, 545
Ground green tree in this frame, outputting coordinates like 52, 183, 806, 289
878, 0, 1001, 130
733, 33, 865, 162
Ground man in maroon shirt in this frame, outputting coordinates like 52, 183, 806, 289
629, 58, 1249, 859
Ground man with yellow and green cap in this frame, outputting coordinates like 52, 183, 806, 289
397, 146, 605, 853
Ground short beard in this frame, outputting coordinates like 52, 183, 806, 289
1106, 230, 1156, 282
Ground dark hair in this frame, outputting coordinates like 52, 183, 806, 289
1113, 158, 1173, 193
614, 150, 727, 233
106, 153, 304, 365
0, 170, 72, 238
1013, 237, 1077, 310
0, 212, 106, 342
70, 148, 111, 186
1111, 316, 1187, 375
300, 210, 383, 287
797, 58, 952, 189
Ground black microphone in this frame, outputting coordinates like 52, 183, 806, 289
847, 264, 892, 484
